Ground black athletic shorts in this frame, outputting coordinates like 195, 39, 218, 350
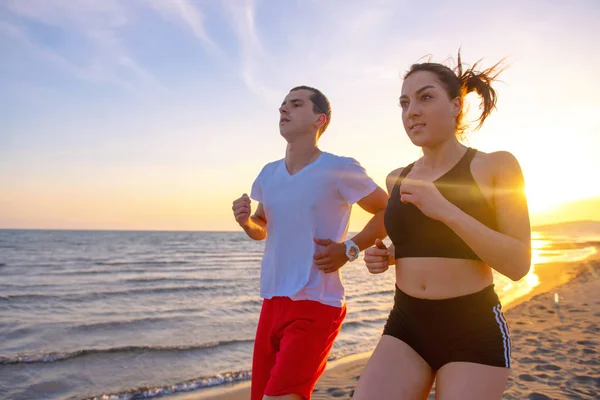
382, 284, 511, 370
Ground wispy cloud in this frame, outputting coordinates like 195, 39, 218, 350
0, 21, 84, 77
218, 0, 408, 101
223, 0, 280, 103
147, 0, 220, 54
144, 0, 278, 101
1, 0, 159, 92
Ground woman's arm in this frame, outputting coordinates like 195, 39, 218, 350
440, 151, 531, 281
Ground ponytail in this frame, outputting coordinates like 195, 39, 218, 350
404, 49, 506, 137
456, 51, 504, 132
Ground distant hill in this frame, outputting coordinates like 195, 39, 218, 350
533, 219, 600, 232
531, 197, 600, 227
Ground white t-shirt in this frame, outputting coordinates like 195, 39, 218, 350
250, 152, 377, 307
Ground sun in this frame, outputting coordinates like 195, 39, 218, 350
525, 184, 564, 214
521, 155, 599, 215
523, 164, 600, 225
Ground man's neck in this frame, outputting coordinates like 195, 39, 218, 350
285, 141, 322, 176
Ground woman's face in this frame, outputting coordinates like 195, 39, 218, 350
399, 70, 461, 148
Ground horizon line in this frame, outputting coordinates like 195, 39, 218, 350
1, 219, 599, 233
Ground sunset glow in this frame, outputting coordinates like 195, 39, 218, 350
2, 0, 599, 231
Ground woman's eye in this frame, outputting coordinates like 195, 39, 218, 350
399, 100, 408, 108
421, 94, 432, 101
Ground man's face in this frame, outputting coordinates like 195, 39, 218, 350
279, 89, 325, 140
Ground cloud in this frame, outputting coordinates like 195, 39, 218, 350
146, 0, 220, 54
0, 21, 84, 77
222, 0, 280, 103
2, 0, 401, 103
139, 0, 278, 102
1, 0, 158, 92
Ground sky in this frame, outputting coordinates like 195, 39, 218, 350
1, 0, 599, 231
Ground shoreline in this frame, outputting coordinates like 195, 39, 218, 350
170, 253, 599, 400
167, 252, 600, 400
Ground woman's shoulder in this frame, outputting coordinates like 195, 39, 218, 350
472, 150, 522, 176
385, 167, 405, 194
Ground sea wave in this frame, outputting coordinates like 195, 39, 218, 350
0, 284, 234, 303
95, 261, 190, 266
0, 340, 254, 365
83, 370, 253, 400
85, 371, 252, 400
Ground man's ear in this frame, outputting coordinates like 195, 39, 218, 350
315, 114, 327, 130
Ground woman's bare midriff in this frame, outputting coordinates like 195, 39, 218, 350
395, 258, 494, 299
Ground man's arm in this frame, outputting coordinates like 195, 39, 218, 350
348, 187, 388, 250
242, 203, 268, 241
232, 194, 268, 240
313, 186, 388, 273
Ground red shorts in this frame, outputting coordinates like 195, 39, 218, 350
251, 297, 346, 400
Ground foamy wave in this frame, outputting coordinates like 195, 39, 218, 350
346, 288, 394, 300
1, 285, 231, 303
0, 340, 254, 365
95, 261, 190, 266
85, 370, 252, 400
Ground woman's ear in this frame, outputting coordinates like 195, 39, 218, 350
451, 97, 462, 118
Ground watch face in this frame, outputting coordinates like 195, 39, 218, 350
345, 241, 359, 261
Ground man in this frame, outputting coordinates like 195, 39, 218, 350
232, 86, 387, 400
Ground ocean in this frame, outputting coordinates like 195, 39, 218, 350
1, 224, 598, 400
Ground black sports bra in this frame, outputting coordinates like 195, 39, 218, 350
384, 148, 498, 260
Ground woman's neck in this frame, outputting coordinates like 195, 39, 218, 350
419, 139, 467, 173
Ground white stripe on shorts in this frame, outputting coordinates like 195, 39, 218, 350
492, 304, 511, 367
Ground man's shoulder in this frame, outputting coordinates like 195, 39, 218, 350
320, 152, 359, 167
258, 158, 285, 174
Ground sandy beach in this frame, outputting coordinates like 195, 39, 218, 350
174, 255, 600, 400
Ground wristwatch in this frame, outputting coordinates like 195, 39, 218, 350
343, 239, 360, 262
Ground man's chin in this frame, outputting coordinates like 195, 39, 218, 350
279, 127, 294, 140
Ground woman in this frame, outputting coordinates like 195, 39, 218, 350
352, 52, 531, 400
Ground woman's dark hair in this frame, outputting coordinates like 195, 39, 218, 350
404, 50, 505, 137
